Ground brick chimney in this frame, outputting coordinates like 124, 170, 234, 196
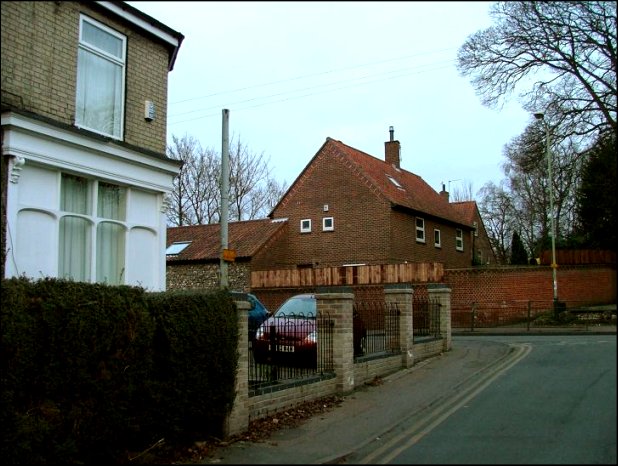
439, 182, 449, 202
384, 126, 400, 168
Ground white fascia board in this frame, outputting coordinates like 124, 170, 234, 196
95, 1, 180, 49
2, 113, 181, 193
95, 1, 181, 70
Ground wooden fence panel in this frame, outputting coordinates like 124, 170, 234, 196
251, 262, 444, 288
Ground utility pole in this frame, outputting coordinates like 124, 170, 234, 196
220, 109, 230, 288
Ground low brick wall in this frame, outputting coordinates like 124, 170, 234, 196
249, 376, 338, 421
412, 339, 445, 362
224, 285, 452, 437
354, 354, 402, 386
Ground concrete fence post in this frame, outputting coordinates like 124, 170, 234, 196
427, 284, 452, 351
316, 291, 355, 394
385, 284, 414, 368
223, 299, 250, 438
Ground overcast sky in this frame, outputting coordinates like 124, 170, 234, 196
129, 1, 534, 198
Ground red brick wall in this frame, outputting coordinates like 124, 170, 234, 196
251, 221, 291, 270
445, 265, 617, 311
271, 148, 391, 267
390, 211, 470, 267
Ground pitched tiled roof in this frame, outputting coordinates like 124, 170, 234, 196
451, 200, 478, 225
166, 218, 287, 261
325, 138, 471, 227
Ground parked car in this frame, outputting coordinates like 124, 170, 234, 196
252, 293, 317, 367
230, 291, 271, 341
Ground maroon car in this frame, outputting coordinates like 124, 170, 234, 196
252, 294, 317, 367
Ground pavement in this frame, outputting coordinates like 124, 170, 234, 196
453, 323, 617, 336
199, 321, 616, 465
453, 304, 617, 336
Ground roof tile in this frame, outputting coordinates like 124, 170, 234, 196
167, 218, 287, 261
326, 138, 471, 226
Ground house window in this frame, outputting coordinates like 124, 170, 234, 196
456, 228, 464, 251
96, 181, 126, 284
322, 217, 334, 231
75, 15, 126, 139
300, 219, 311, 233
166, 241, 191, 255
58, 173, 127, 285
59, 174, 91, 282
434, 229, 441, 248
416, 217, 425, 243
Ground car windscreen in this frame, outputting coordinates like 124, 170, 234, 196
275, 297, 316, 318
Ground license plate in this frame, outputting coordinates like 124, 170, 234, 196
269, 344, 295, 352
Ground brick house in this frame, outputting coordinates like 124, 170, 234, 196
266, 128, 493, 269
166, 218, 288, 291
449, 199, 497, 266
1, 1, 183, 290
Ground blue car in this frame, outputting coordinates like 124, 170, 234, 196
230, 291, 271, 341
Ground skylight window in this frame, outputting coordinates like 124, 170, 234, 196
166, 241, 191, 255
386, 175, 403, 189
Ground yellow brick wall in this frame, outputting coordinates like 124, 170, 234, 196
1, 1, 169, 154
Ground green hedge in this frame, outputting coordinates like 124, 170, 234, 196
0, 277, 239, 464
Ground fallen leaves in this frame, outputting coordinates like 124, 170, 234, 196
149, 394, 345, 464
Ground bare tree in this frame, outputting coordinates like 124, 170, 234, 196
480, 121, 584, 260
166, 134, 198, 226
450, 180, 475, 202
189, 147, 221, 224
166, 134, 287, 226
461, 1, 614, 258
457, 1, 617, 145
228, 137, 287, 221
477, 181, 517, 264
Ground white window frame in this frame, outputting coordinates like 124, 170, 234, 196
75, 14, 126, 140
456, 228, 464, 251
322, 217, 334, 231
300, 218, 312, 233
416, 217, 425, 243
58, 173, 128, 285
434, 229, 441, 248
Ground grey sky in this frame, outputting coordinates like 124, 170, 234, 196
130, 1, 533, 197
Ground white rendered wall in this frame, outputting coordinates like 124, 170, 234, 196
2, 113, 179, 291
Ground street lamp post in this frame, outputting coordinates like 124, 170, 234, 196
534, 112, 559, 315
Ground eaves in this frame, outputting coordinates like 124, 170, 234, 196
390, 202, 473, 230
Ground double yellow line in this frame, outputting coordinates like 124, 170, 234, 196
358, 343, 532, 464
